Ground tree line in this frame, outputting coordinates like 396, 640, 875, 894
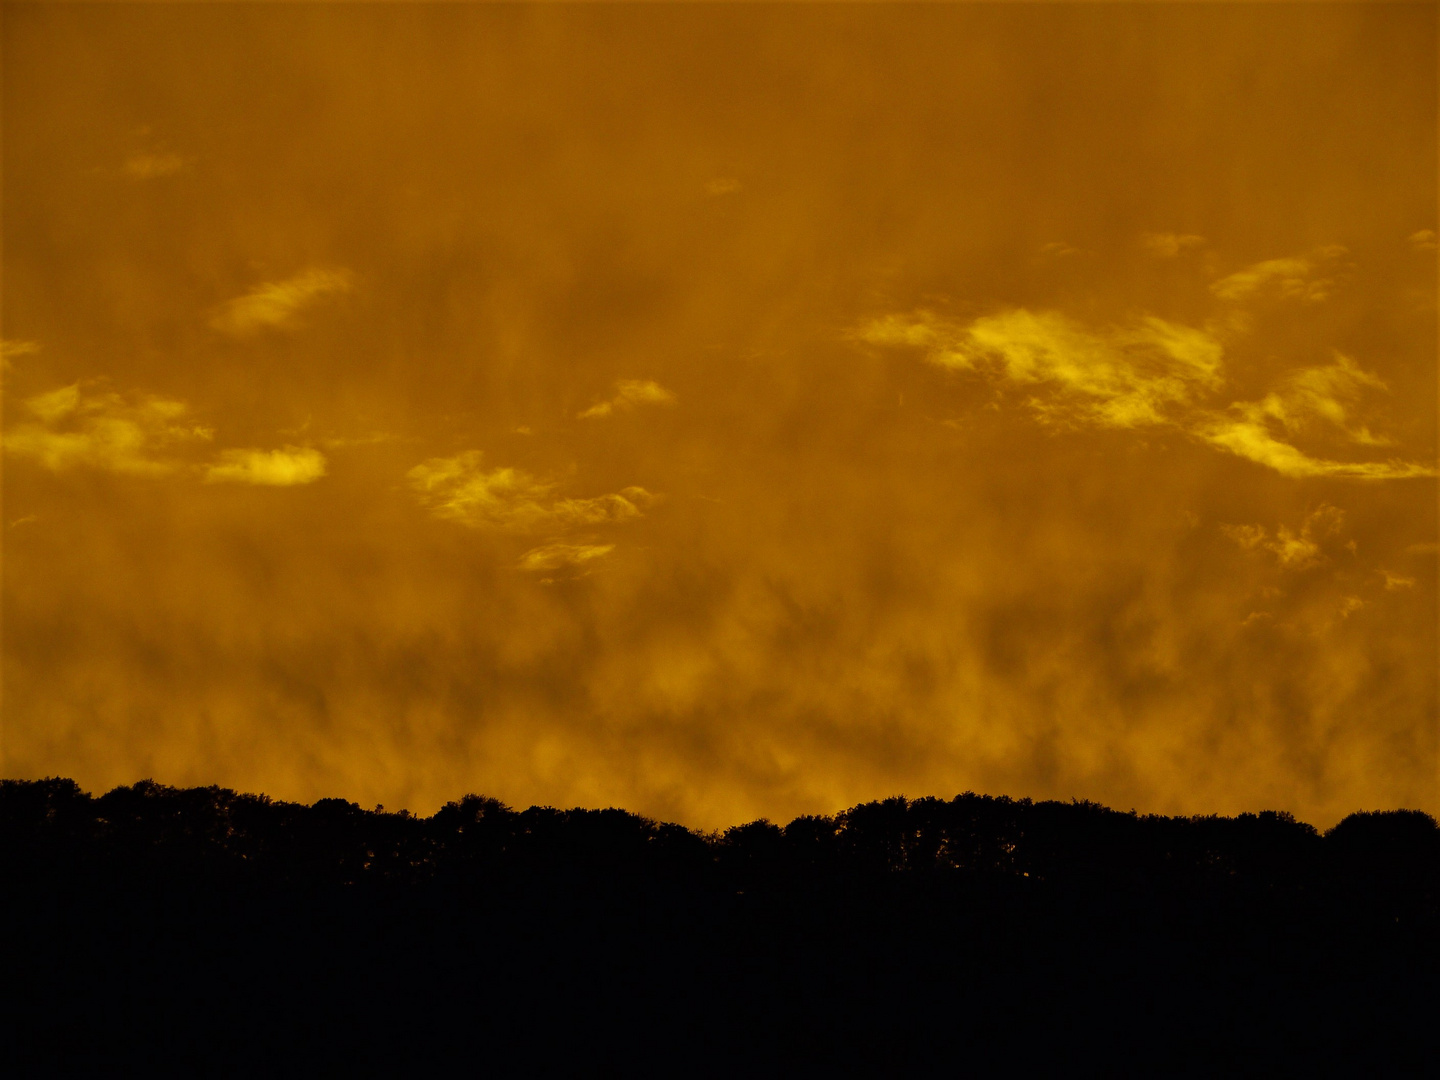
4, 776, 1436, 899
4, 777, 1436, 1072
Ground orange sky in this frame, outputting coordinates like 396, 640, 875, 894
3, 2, 1436, 829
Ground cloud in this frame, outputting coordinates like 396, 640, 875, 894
24, 383, 83, 424
705, 177, 741, 197
3, 383, 213, 475
123, 152, 188, 179
1209, 246, 1349, 304
1037, 241, 1082, 260
578, 379, 678, 420
856, 308, 1222, 429
1246, 353, 1392, 446
1221, 504, 1344, 570
210, 268, 354, 336
1192, 355, 1433, 479
1139, 232, 1206, 258
204, 446, 327, 486
1, 339, 41, 369
1380, 570, 1416, 591
857, 307, 1433, 481
317, 432, 399, 450
1195, 409, 1433, 479
517, 540, 616, 573
407, 450, 653, 533
5, 381, 329, 486
1409, 229, 1437, 252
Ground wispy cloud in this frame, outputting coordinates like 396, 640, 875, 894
1139, 232, 1205, 258
856, 308, 1222, 429
1221, 504, 1344, 570
855, 307, 1433, 481
578, 379, 677, 420
210, 268, 354, 336
1190, 350, 1431, 478
705, 177, 741, 197
204, 446, 327, 486
1380, 570, 1416, 591
1409, 229, 1437, 252
123, 152, 188, 180
407, 450, 654, 533
1037, 241, 1083, 260
1195, 410, 1432, 480
317, 432, 400, 450
3, 383, 213, 475
1209, 246, 1349, 304
1256, 353, 1392, 446
517, 539, 616, 573
1189, 351, 1404, 480
1, 339, 41, 368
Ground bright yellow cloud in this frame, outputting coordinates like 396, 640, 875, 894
209, 268, 354, 336
204, 446, 327, 486
858, 308, 1222, 429
3, 383, 213, 475
859, 307, 1432, 482
408, 450, 653, 533
1194, 354, 1432, 479
1196, 409, 1434, 480
5, 382, 331, 486
578, 379, 677, 420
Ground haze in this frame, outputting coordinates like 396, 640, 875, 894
3, 2, 1435, 829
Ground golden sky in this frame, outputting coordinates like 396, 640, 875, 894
3, 2, 1436, 829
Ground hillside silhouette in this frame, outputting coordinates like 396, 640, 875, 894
5, 778, 1436, 1071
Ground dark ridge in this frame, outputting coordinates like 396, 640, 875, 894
5, 778, 1437, 1071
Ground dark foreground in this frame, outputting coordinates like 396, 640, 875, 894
4, 778, 1437, 1071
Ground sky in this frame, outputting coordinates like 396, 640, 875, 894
2, 2, 1436, 830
